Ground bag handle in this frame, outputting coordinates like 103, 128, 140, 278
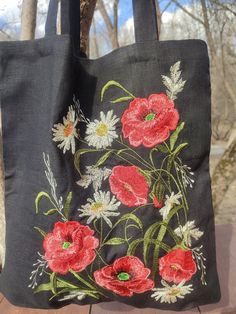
45, 0, 159, 53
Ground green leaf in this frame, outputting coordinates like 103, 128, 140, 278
104, 238, 126, 245
56, 278, 80, 289
127, 238, 143, 255
116, 148, 130, 155
139, 169, 152, 186
110, 96, 134, 104
35, 191, 52, 214
64, 192, 72, 219
170, 122, 185, 151
156, 144, 169, 154
143, 222, 162, 264
50, 272, 57, 295
34, 226, 46, 238
101, 80, 135, 102
95, 150, 114, 167
43, 209, 58, 216
74, 149, 99, 175
34, 282, 51, 293
172, 142, 188, 157
118, 213, 143, 230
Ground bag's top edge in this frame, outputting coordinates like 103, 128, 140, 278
0, 34, 208, 60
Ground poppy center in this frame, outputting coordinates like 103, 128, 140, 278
123, 183, 133, 193
145, 112, 156, 121
96, 123, 108, 136
170, 264, 181, 271
91, 202, 105, 213
63, 122, 74, 137
62, 241, 72, 249
117, 272, 131, 281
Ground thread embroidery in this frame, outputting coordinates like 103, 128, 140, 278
29, 62, 206, 304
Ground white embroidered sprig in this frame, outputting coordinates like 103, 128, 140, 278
176, 163, 195, 189
28, 252, 48, 289
162, 61, 186, 100
192, 245, 207, 285
72, 96, 90, 124
43, 153, 64, 215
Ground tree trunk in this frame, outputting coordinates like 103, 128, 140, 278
212, 137, 236, 212
199, 0, 236, 211
20, 0, 38, 40
97, 0, 119, 49
80, 0, 97, 54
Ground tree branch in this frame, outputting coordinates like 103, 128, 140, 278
171, 0, 205, 26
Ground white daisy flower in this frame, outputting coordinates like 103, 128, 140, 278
151, 280, 193, 304
175, 221, 204, 247
85, 110, 119, 149
58, 290, 86, 301
77, 166, 111, 192
52, 106, 79, 154
78, 191, 121, 228
160, 191, 182, 220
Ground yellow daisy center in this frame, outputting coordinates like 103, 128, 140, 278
91, 202, 105, 213
168, 288, 181, 297
63, 122, 74, 137
96, 123, 108, 137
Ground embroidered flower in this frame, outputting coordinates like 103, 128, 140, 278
58, 290, 86, 301
94, 256, 154, 296
151, 280, 193, 303
77, 166, 112, 192
109, 165, 149, 207
78, 191, 121, 228
174, 221, 203, 247
43, 221, 99, 275
160, 192, 182, 220
153, 196, 164, 209
52, 106, 79, 154
85, 110, 119, 149
159, 248, 197, 284
121, 94, 179, 148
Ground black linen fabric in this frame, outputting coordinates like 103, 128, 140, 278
0, 0, 220, 310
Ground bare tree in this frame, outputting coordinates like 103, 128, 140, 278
20, 0, 38, 40
97, 0, 119, 49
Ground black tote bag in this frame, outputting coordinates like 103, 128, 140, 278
0, 0, 221, 310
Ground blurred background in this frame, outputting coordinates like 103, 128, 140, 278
0, 0, 236, 262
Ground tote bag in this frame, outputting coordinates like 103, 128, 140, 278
0, 0, 221, 310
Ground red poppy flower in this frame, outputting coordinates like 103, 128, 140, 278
43, 221, 99, 275
109, 165, 149, 207
159, 248, 197, 283
94, 256, 154, 297
153, 196, 164, 208
121, 94, 179, 148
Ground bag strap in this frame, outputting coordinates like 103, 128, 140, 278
45, 0, 159, 52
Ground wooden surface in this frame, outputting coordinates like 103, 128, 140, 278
0, 223, 235, 314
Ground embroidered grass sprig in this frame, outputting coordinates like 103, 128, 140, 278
162, 61, 186, 100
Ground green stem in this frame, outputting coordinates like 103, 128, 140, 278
93, 219, 100, 234
99, 203, 151, 249
70, 271, 96, 291
151, 205, 182, 277
174, 161, 189, 222
100, 219, 103, 243
116, 140, 155, 170
49, 199, 67, 221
